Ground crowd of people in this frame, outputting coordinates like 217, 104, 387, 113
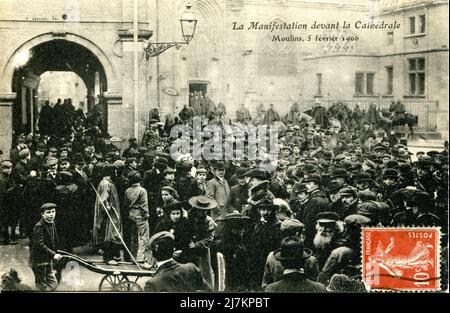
0, 96, 448, 292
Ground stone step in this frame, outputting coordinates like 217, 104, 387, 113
408, 139, 445, 149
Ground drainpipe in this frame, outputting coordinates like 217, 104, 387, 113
133, 0, 139, 139
156, 0, 160, 109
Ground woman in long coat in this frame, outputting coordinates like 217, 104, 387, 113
93, 164, 123, 264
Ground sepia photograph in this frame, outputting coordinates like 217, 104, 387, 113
0, 0, 448, 300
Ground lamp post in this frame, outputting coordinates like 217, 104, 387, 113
144, 3, 197, 58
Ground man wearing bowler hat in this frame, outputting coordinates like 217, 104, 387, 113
206, 161, 231, 220
264, 236, 326, 292
144, 231, 211, 292
301, 174, 329, 249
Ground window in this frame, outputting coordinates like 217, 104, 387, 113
409, 14, 426, 35
316, 73, 322, 95
366, 73, 374, 94
387, 32, 394, 45
409, 16, 416, 34
355, 72, 375, 95
419, 15, 426, 33
355, 73, 364, 94
408, 58, 425, 95
386, 66, 393, 95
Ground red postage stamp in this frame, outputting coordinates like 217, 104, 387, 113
362, 227, 441, 292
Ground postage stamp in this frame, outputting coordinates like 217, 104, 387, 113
362, 227, 441, 292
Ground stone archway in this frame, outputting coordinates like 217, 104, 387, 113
0, 32, 121, 152
1, 32, 118, 94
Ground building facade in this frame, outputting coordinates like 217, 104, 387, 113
0, 0, 448, 153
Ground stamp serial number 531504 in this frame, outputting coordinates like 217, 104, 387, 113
362, 227, 441, 292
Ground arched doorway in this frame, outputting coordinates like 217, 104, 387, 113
0, 33, 120, 151
11, 39, 107, 140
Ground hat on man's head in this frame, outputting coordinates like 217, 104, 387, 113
235, 167, 248, 178
386, 160, 399, 169
211, 161, 226, 170
254, 196, 278, 210
163, 167, 176, 174
331, 167, 348, 179
244, 168, 268, 180
397, 163, 413, 176
316, 211, 340, 225
344, 214, 371, 226
161, 186, 179, 199
149, 231, 175, 248
358, 190, 377, 201
94, 152, 103, 160
19, 149, 30, 158
196, 166, 208, 174
292, 182, 308, 194
280, 218, 305, 235
274, 236, 312, 261
155, 157, 169, 168
417, 156, 433, 169
303, 174, 322, 185
323, 151, 333, 160
303, 164, 317, 174
382, 168, 399, 180
40, 203, 57, 212
427, 150, 440, 158
47, 157, 58, 166
37, 143, 46, 152
127, 170, 142, 184
339, 187, 357, 198
355, 172, 373, 184
217, 213, 252, 229
351, 162, 362, 171
1, 159, 13, 168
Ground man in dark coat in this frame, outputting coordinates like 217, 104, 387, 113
54, 171, 79, 252
338, 187, 359, 219
29, 203, 63, 291
29, 143, 46, 172
22, 164, 56, 239
174, 161, 202, 203
317, 214, 371, 285
144, 231, 211, 292
300, 174, 329, 248
235, 103, 252, 124
249, 197, 281, 290
179, 103, 194, 124
228, 168, 250, 213
263, 103, 280, 125
265, 236, 327, 293
12, 149, 32, 239
38, 100, 55, 136
0, 160, 14, 244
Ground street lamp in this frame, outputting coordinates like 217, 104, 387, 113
144, 3, 197, 59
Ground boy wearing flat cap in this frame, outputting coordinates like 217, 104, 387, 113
29, 203, 62, 291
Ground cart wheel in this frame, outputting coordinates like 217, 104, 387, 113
99, 274, 129, 291
112, 281, 143, 292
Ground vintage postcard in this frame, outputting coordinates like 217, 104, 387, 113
0, 0, 448, 299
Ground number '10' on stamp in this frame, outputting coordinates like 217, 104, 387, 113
362, 227, 441, 292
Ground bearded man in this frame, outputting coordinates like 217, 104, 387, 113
312, 212, 344, 270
